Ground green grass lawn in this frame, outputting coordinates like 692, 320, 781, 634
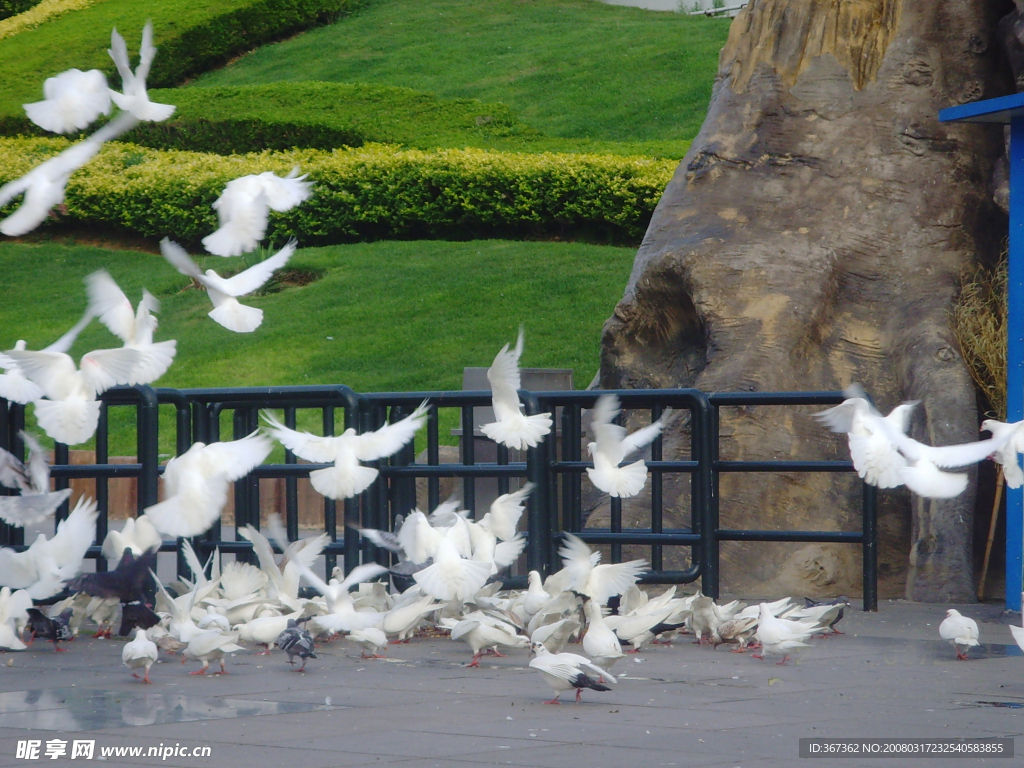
191, 0, 730, 146
1, 237, 634, 455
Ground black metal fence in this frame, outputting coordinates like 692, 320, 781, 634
0, 385, 877, 610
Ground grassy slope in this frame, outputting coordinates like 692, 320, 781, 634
0, 238, 634, 453
192, 0, 731, 145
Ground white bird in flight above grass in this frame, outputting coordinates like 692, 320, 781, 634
202, 169, 313, 257
0, 22, 173, 237
23, 68, 111, 135
262, 401, 429, 500
815, 386, 1024, 498
159, 238, 296, 333
480, 328, 552, 450
143, 431, 273, 538
85, 269, 176, 385
0, 342, 44, 404
0, 431, 72, 527
107, 23, 175, 123
586, 393, 669, 499
5, 312, 142, 445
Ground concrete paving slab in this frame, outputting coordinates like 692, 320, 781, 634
0, 600, 1021, 767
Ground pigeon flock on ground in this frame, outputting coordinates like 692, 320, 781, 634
0, 23, 1022, 700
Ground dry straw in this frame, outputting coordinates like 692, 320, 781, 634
952, 255, 1007, 420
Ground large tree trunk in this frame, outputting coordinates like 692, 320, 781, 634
600, 0, 1011, 601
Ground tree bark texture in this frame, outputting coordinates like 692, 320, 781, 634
599, 0, 1011, 601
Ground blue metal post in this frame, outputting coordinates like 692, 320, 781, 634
1007, 117, 1024, 612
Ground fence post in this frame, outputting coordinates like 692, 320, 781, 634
862, 481, 878, 611
522, 391, 550, 576
702, 399, 720, 599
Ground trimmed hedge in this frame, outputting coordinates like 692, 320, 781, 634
0, 0, 43, 23
0, 0, 360, 118
0, 138, 675, 244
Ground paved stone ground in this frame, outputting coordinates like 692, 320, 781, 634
0, 600, 1022, 768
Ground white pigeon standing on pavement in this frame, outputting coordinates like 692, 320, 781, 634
0, 431, 72, 527
143, 431, 273, 538
106, 23, 175, 123
5, 312, 142, 445
202, 169, 313, 257
479, 328, 552, 450
23, 68, 111, 135
348, 626, 388, 659
122, 627, 159, 683
582, 600, 625, 674
586, 393, 669, 498
85, 269, 176, 385
159, 238, 296, 333
939, 609, 980, 661
753, 602, 815, 665
262, 401, 428, 500
528, 641, 615, 704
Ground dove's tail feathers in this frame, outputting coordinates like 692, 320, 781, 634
309, 464, 378, 500
129, 340, 177, 385
412, 557, 491, 602
208, 301, 262, 334
201, 205, 267, 258
33, 398, 101, 446
480, 412, 552, 450
587, 459, 648, 499
898, 461, 968, 499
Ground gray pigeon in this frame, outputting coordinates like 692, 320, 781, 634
276, 619, 316, 671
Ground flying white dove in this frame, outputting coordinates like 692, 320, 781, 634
816, 387, 1021, 498
938, 608, 979, 661
0, 129, 114, 237
107, 24, 175, 123
101, 514, 162, 567
262, 400, 428, 500
6, 312, 143, 445
554, 532, 647, 606
0, 431, 72, 527
202, 169, 313, 257
143, 431, 273, 538
85, 269, 176, 384
980, 418, 1024, 488
0, 342, 45, 404
23, 68, 111, 135
479, 328, 552, 450
586, 393, 669, 498
0, 496, 98, 599
159, 238, 296, 333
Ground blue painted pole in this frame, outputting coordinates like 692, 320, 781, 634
1007, 117, 1024, 612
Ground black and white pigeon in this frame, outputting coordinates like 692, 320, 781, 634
68, 547, 157, 604
528, 641, 615, 704
25, 607, 73, 652
0, 431, 72, 527
803, 596, 850, 635
276, 619, 316, 672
